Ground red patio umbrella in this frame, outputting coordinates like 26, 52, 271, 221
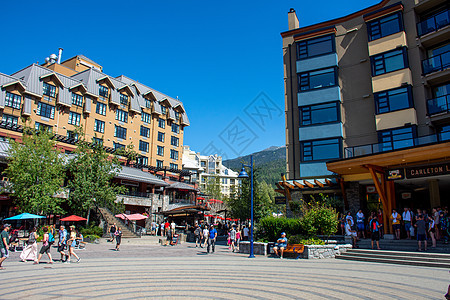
208, 199, 223, 203
196, 197, 205, 200
60, 215, 87, 222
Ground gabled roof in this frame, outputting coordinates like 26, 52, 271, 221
116, 166, 169, 186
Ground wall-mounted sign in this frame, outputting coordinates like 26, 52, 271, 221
402, 192, 412, 199
405, 162, 450, 179
386, 168, 404, 180
274, 196, 286, 205
366, 186, 376, 193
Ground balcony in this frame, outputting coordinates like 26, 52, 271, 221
427, 94, 450, 115
422, 51, 450, 75
344, 130, 450, 158
417, 9, 450, 36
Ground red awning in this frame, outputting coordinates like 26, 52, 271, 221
60, 215, 87, 222
208, 199, 223, 203
115, 213, 148, 221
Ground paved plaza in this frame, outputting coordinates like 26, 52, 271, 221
0, 239, 448, 299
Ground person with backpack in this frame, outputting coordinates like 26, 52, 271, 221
34, 227, 53, 264
58, 225, 68, 262
369, 215, 381, 250
109, 223, 116, 242
193, 224, 202, 248
20, 227, 38, 262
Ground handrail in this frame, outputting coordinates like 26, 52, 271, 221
427, 94, 450, 115
422, 51, 450, 75
417, 9, 450, 36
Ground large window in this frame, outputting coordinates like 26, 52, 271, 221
160, 105, 167, 114
94, 119, 105, 133
142, 112, 151, 123
43, 82, 56, 97
158, 118, 165, 128
99, 85, 109, 98
116, 109, 128, 123
156, 160, 163, 168
120, 93, 128, 106
137, 156, 148, 166
170, 163, 178, 170
367, 12, 403, 41
297, 34, 335, 60
37, 102, 55, 119
171, 136, 179, 147
114, 125, 127, 139
68, 112, 81, 126
92, 137, 103, 146
374, 86, 413, 114
67, 130, 78, 141
114, 142, 125, 150
157, 132, 165, 142
139, 140, 149, 152
300, 101, 340, 126
2, 114, 18, 125
301, 138, 341, 162
298, 67, 337, 91
72, 93, 83, 106
140, 125, 150, 138
172, 123, 179, 133
371, 48, 408, 76
157, 146, 164, 156
35, 122, 52, 132
378, 126, 416, 151
5, 92, 21, 109
170, 149, 179, 160
96, 102, 107, 115
145, 99, 151, 108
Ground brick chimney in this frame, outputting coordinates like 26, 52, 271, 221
288, 8, 299, 30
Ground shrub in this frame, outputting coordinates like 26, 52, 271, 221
84, 234, 100, 242
288, 235, 325, 245
299, 200, 339, 237
256, 216, 302, 242
80, 225, 103, 237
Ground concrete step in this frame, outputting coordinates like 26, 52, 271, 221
98, 207, 140, 238
336, 253, 450, 268
346, 249, 450, 259
343, 250, 450, 264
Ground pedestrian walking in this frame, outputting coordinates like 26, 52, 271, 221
202, 225, 209, 248
20, 227, 38, 262
207, 224, 217, 253
194, 224, 202, 248
369, 215, 381, 250
58, 225, 68, 262
34, 227, 53, 264
428, 216, 437, 248
66, 225, 80, 263
151, 221, 157, 236
402, 207, 413, 239
235, 226, 241, 252
377, 209, 384, 238
109, 223, 116, 242
243, 225, 249, 241
115, 227, 122, 251
230, 226, 237, 252
415, 215, 427, 251
0, 224, 11, 270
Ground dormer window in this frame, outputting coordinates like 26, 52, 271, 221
120, 93, 128, 106
175, 111, 180, 119
145, 99, 151, 109
161, 105, 167, 114
43, 82, 56, 98
72, 93, 83, 106
99, 85, 109, 98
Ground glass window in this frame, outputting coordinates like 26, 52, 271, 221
417, 9, 450, 36
113, 142, 125, 150
92, 137, 103, 146
170, 149, 179, 160
43, 82, 56, 97
2, 114, 18, 125
378, 126, 416, 151
300, 101, 340, 126
175, 111, 180, 119
94, 119, 105, 133
116, 109, 128, 123
99, 85, 109, 98
5, 92, 21, 109
72, 93, 83, 106
114, 125, 127, 139
142, 112, 151, 123
172, 123, 179, 133
438, 125, 450, 142
301, 138, 341, 161
139, 140, 149, 152
374, 86, 413, 114
96, 102, 107, 115
35, 122, 52, 132
156, 160, 163, 168
298, 67, 337, 91
161, 105, 167, 114
157, 132, 165, 142
137, 156, 148, 166
67, 130, 78, 141
158, 118, 165, 128
120, 93, 128, 106
157, 146, 164, 156
171, 136, 179, 147
145, 99, 151, 108
68, 112, 81, 126
371, 48, 408, 76
297, 34, 335, 60
367, 12, 403, 41
170, 163, 178, 170
140, 125, 150, 138
37, 102, 55, 119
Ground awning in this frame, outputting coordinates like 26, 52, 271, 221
167, 181, 198, 191
115, 166, 168, 186
115, 213, 148, 221
60, 215, 87, 222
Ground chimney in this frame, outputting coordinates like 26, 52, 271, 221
288, 8, 299, 30
57, 48, 63, 64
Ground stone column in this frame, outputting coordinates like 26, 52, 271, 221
428, 179, 440, 208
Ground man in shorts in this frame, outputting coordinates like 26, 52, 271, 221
58, 225, 68, 262
207, 224, 217, 253
0, 224, 11, 270
369, 215, 381, 250
415, 215, 427, 251
273, 232, 288, 259
109, 223, 116, 242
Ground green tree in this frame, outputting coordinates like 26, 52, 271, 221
5, 128, 66, 214
67, 128, 126, 223
204, 176, 222, 200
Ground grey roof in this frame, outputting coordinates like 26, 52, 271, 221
167, 181, 198, 191
116, 166, 169, 186
0, 73, 25, 108
0, 140, 10, 159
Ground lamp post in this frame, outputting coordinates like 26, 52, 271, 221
238, 155, 255, 258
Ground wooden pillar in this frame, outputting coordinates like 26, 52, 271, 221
338, 178, 349, 210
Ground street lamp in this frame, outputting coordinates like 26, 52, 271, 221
238, 155, 255, 258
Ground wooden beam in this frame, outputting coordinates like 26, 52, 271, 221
325, 178, 333, 186
338, 178, 349, 210
284, 182, 296, 190
275, 182, 284, 190
367, 166, 390, 233
363, 164, 385, 174
314, 179, 324, 187
304, 180, 314, 188
274, 189, 286, 195
293, 181, 305, 189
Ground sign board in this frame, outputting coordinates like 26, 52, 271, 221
366, 186, 376, 193
386, 168, 404, 181
405, 162, 450, 179
274, 196, 286, 205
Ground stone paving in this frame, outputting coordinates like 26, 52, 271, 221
0, 239, 448, 299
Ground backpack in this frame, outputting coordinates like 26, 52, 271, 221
48, 232, 55, 244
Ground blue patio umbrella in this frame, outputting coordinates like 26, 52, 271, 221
4, 213, 46, 220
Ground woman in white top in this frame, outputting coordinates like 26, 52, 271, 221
20, 227, 38, 262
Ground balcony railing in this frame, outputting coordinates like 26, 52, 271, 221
120, 191, 153, 198
345, 131, 450, 158
417, 9, 450, 36
422, 51, 450, 75
427, 94, 450, 115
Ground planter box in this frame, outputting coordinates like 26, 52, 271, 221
239, 241, 268, 256
301, 244, 353, 259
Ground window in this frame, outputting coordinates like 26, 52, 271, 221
298, 67, 337, 91
67, 130, 78, 140
157, 146, 164, 156
96, 102, 107, 115
120, 93, 128, 106
156, 160, 163, 168
300, 102, 340, 126
68, 112, 81, 126
301, 138, 341, 161
161, 105, 167, 114
99, 85, 109, 98
230, 179, 235, 185
71, 93, 83, 106
140, 125, 150, 137
297, 34, 335, 60
158, 118, 165, 128
172, 123, 179, 133
139, 140, 149, 152
222, 178, 228, 184
43, 82, 56, 97
92, 137, 103, 146
5, 92, 21, 109
35, 122, 52, 132
374, 86, 413, 114
417, 9, 450, 36
157, 132, 165, 142
378, 126, 416, 151
37, 102, 55, 119
137, 156, 148, 166
371, 48, 408, 76
116, 109, 128, 123
367, 12, 403, 41
114, 142, 125, 150
175, 111, 180, 119
170, 149, 179, 160
114, 125, 127, 139
2, 114, 18, 125
201, 161, 206, 168
142, 112, 151, 123
94, 119, 105, 133
170, 163, 178, 170
171, 136, 179, 147
145, 99, 151, 108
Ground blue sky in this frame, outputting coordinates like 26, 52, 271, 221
3, 0, 379, 160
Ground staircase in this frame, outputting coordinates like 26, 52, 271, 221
336, 249, 450, 268
353, 238, 450, 253
97, 207, 140, 238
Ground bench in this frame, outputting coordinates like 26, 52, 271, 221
282, 244, 305, 259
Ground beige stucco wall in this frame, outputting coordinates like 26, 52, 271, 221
375, 108, 418, 131
371, 68, 412, 93
368, 31, 407, 56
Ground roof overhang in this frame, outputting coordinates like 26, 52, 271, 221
69, 83, 88, 93
40, 73, 65, 88
117, 85, 135, 97
96, 76, 116, 89
2, 80, 26, 91
160, 98, 172, 107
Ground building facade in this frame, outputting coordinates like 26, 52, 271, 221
280, 0, 449, 223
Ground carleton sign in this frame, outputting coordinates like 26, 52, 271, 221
405, 163, 450, 179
